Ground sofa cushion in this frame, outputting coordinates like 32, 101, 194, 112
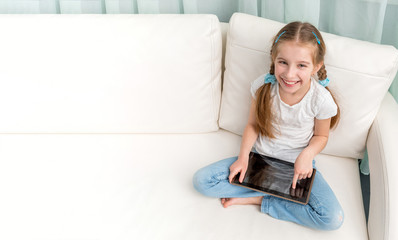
219, 13, 398, 159
0, 14, 222, 134
0, 131, 366, 239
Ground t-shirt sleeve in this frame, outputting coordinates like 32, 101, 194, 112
315, 91, 338, 120
250, 74, 267, 99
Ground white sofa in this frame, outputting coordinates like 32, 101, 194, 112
0, 13, 397, 240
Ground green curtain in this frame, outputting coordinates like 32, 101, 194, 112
1, 0, 397, 174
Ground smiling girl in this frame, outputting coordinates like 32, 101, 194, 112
193, 21, 344, 230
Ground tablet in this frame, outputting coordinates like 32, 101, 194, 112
231, 152, 316, 205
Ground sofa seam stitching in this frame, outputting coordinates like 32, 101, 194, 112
210, 16, 217, 131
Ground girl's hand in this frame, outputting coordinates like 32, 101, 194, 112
292, 150, 314, 189
228, 156, 249, 184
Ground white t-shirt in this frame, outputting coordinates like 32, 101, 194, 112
250, 73, 338, 163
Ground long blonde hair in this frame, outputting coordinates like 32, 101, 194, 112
255, 22, 340, 139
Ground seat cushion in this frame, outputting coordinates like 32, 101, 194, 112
0, 131, 366, 239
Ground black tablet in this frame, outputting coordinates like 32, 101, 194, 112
231, 152, 316, 205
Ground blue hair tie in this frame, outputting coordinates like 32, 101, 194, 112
318, 78, 330, 87
264, 73, 276, 84
312, 31, 321, 45
275, 31, 286, 43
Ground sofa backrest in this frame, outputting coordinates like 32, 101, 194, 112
0, 14, 222, 134
219, 13, 398, 159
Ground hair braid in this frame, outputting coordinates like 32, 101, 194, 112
317, 64, 327, 80
269, 62, 275, 75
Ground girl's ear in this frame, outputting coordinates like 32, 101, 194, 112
312, 61, 323, 75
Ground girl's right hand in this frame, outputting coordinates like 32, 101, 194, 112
228, 156, 249, 183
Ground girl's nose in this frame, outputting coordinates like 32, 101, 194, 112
286, 66, 296, 78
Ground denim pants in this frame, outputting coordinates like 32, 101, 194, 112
192, 156, 344, 231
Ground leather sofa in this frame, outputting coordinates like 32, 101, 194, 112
0, 13, 397, 240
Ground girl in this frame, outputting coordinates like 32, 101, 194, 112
193, 21, 344, 231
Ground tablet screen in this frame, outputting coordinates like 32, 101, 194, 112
232, 152, 316, 205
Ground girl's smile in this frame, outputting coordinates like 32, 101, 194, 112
280, 77, 301, 87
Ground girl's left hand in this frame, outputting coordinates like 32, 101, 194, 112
292, 150, 314, 189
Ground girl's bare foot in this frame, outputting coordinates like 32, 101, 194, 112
221, 196, 263, 208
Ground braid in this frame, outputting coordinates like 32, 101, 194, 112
255, 49, 277, 139
269, 46, 276, 75
269, 62, 275, 75
317, 64, 327, 80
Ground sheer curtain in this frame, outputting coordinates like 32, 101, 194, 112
1, 0, 397, 173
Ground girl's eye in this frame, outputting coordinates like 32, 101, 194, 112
298, 64, 307, 68
279, 61, 287, 65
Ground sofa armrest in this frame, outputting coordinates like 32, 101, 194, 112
367, 92, 398, 240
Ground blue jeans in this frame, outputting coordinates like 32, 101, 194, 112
192, 156, 344, 230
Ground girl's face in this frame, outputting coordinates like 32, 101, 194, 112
274, 41, 322, 101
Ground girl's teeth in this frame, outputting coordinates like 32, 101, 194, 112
283, 79, 298, 85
